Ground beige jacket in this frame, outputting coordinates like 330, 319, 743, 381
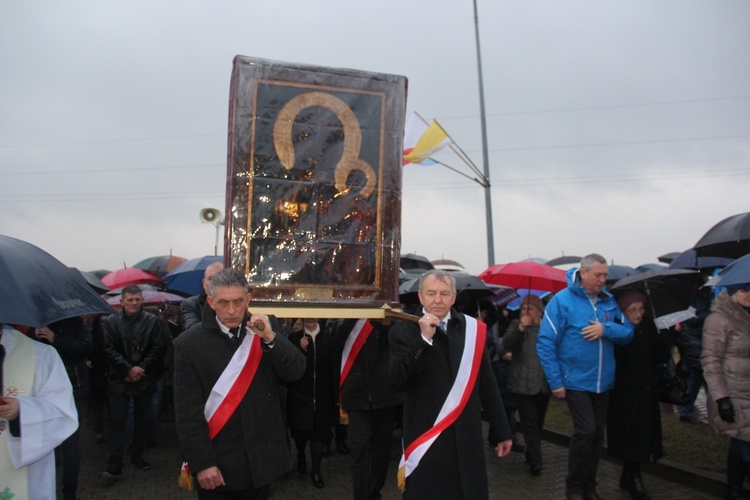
701, 290, 750, 440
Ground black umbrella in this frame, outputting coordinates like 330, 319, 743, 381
0, 235, 115, 328
693, 212, 750, 259
610, 268, 701, 320
546, 255, 582, 267
668, 248, 733, 271
399, 273, 494, 306
657, 251, 682, 264
605, 265, 639, 286
399, 253, 434, 273
70, 267, 110, 294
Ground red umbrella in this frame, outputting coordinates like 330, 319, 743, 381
106, 290, 185, 308
101, 268, 163, 289
478, 261, 567, 293
133, 254, 188, 278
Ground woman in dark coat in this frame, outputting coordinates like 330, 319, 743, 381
286, 318, 338, 488
607, 291, 668, 500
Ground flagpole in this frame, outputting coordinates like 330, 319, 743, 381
473, 0, 495, 266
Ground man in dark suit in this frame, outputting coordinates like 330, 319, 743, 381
389, 270, 512, 499
173, 269, 306, 499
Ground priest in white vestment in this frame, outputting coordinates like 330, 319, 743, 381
1, 324, 79, 500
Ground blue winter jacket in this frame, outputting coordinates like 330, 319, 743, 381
537, 268, 634, 393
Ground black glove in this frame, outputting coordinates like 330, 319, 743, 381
717, 397, 736, 423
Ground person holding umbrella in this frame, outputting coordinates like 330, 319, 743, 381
701, 283, 750, 500
502, 294, 550, 476
607, 291, 671, 500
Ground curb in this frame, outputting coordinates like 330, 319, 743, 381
542, 429, 725, 497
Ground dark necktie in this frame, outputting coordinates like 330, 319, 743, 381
0, 342, 5, 397
229, 327, 240, 345
439, 321, 446, 333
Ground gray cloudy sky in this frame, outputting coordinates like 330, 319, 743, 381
1, 0, 749, 276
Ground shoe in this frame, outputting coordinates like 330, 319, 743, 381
565, 492, 584, 500
620, 468, 651, 500
511, 441, 526, 453
101, 468, 122, 485
679, 414, 700, 424
336, 441, 350, 454
310, 472, 324, 488
130, 457, 151, 470
296, 456, 307, 474
530, 464, 542, 476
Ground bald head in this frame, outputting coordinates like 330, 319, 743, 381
202, 261, 225, 295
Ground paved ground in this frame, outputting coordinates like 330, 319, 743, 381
65, 405, 723, 500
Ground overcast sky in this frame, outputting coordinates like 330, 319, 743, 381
1, 0, 749, 277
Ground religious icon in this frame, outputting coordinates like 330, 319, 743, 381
225, 56, 406, 309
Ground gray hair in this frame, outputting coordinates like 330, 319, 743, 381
418, 269, 457, 293
208, 268, 249, 297
580, 253, 607, 270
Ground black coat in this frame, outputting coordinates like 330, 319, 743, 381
331, 319, 402, 412
173, 308, 306, 491
45, 316, 93, 396
389, 309, 510, 499
286, 325, 338, 437
607, 318, 668, 463
103, 308, 164, 396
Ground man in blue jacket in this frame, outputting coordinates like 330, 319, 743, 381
537, 254, 634, 500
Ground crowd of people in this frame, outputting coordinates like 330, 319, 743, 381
2, 253, 749, 500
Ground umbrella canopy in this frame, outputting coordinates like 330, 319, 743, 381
133, 254, 188, 278
706, 253, 750, 289
400, 253, 434, 273
88, 269, 111, 279
164, 255, 223, 296
505, 289, 551, 311
106, 290, 185, 308
546, 255, 582, 267
605, 265, 639, 286
431, 259, 466, 272
70, 267, 110, 294
478, 261, 567, 293
101, 267, 163, 289
694, 212, 750, 259
609, 268, 702, 319
399, 273, 492, 296
657, 251, 682, 264
635, 263, 668, 273
0, 234, 115, 328
668, 248, 734, 271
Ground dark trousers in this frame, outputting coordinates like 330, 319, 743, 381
680, 366, 704, 417
197, 485, 269, 500
565, 390, 609, 494
347, 406, 397, 500
514, 392, 550, 467
107, 390, 151, 469
59, 392, 88, 495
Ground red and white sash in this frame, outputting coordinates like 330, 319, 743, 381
204, 330, 263, 439
397, 316, 486, 491
339, 319, 374, 390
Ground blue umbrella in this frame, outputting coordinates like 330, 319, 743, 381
605, 265, 639, 286
0, 234, 115, 328
505, 289, 551, 311
706, 254, 750, 289
164, 255, 223, 296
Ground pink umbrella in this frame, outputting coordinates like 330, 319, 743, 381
101, 268, 163, 289
478, 261, 567, 293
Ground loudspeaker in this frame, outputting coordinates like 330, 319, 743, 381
199, 208, 223, 224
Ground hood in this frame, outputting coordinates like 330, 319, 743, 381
566, 267, 580, 287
